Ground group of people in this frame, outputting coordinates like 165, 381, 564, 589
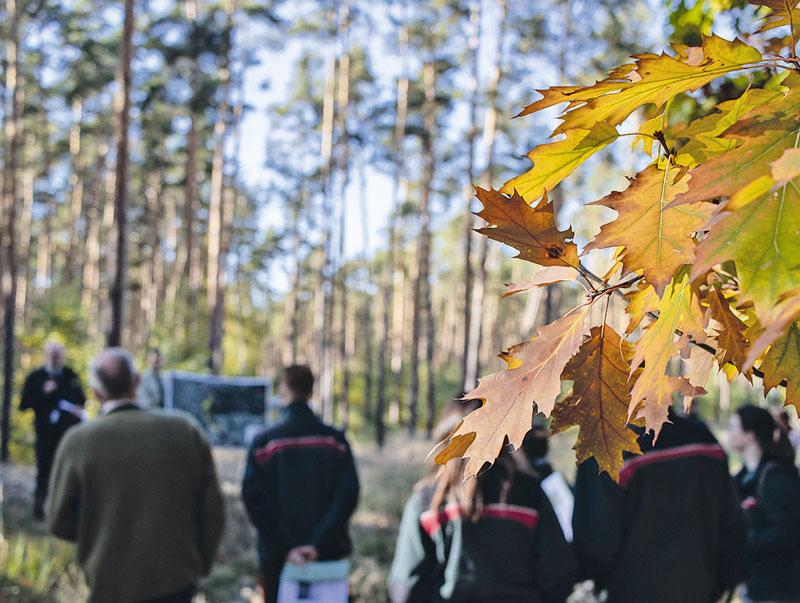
14, 343, 800, 603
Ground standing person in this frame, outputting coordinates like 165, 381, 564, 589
388, 400, 577, 603
47, 348, 225, 603
138, 347, 165, 409
572, 410, 745, 603
19, 341, 86, 520
728, 404, 800, 602
241, 365, 359, 603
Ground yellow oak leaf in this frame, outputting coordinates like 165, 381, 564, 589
502, 266, 580, 298
435, 307, 590, 478
624, 282, 658, 335
474, 187, 579, 268
630, 273, 708, 432
550, 325, 642, 480
500, 122, 619, 204
583, 164, 714, 296
744, 290, 800, 370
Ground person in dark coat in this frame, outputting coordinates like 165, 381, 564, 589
388, 400, 577, 603
572, 410, 745, 603
241, 365, 360, 603
19, 341, 86, 520
728, 404, 800, 602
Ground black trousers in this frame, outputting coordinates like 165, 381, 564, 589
258, 564, 283, 603
136, 584, 195, 603
33, 436, 59, 510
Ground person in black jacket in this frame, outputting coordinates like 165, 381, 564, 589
388, 400, 577, 603
728, 404, 800, 602
572, 410, 745, 603
241, 365, 359, 603
19, 341, 86, 520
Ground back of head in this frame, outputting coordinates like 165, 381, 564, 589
736, 404, 794, 464
429, 397, 517, 521
282, 364, 314, 401
90, 348, 137, 401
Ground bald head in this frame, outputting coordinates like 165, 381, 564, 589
89, 347, 139, 402
43, 342, 65, 371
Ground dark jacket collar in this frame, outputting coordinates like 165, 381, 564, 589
280, 400, 315, 421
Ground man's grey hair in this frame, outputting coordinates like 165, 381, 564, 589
89, 347, 137, 399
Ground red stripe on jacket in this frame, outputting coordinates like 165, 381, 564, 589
254, 436, 346, 465
419, 503, 539, 536
619, 443, 726, 487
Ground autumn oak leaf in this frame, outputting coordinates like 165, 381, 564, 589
502, 266, 580, 298
550, 325, 642, 480
474, 187, 579, 268
435, 307, 590, 478
707, 285, 749, 371
584, 164, 714, 296
759, 321, 800, 413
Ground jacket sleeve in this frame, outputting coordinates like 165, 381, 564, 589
747, 465, 800, 557
713, 471, 746, 598
387, 493, 436, 603
535, 485, 578, 602
194, 428, 225, 575
19, 372, 38, 411
242, 440, 286, 560
46, 436, 80, 541
572, 457, 624, 586
309, 438, 360, 553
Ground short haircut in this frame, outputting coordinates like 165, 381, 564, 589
89, 348, 136, 399
283, 365, 314, 398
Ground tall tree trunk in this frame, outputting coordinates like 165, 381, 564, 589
461, 0, 481, 392
107, 0, 135, 347
465, 0, 507, 387
359, 161, 374, 421
144, 165, 164, 337
16, 129, 34, 324
82, 142, 107, 327
207, 0, 236, 374
1, 0, 21, 461
408, 60, 436, 435
336, 0, 351, 428
316, 8, 337, 422
376, 41, 409, 445
64, 97, 84, 285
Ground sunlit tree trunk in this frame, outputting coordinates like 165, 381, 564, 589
376, 38, 409, 444
1, 0, 21, 461
465, 0, 507, 387
461, 0, 481, 392
408, 60, 436, 435
358, 162, 374, 421
64, 97, 84, 285
207, 0, 236, 373
107, 0, 135, 347
82, 142, 107, 330
16, 130, 34, 324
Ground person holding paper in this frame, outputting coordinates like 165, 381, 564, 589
19, 341, 86, 521
242, 365, 360, 603
388, 400, 577, 603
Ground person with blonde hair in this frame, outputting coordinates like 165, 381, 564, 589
388, 399, 576, 603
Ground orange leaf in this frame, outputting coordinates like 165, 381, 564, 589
436, 307, 590, 477
474, 188, 579, 268
584, 164, 714, 295
550, 325, 642, 480
707, 286, 749, 371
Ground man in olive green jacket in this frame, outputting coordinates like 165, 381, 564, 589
47, 348, 225, 603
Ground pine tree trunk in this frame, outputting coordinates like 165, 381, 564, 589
107, 0, 135, 347
408, 60, 436, 435
1, 0, 21, 461
207, 0, 236, 374
465, 0, 507, 387
359, 163, 374, 421
461, 0, 481, 392
64, 97, 84, 285
82, 142, 107, 329
16, 130, 34, 324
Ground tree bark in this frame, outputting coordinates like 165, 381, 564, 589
82, 142, 108, 327
64, 97, 84, 285
16, 129, 33, 324
207, 0, 236, 373
408, 60, 436, 435
2, 0, 22, 461
461, 0, 481, 392
107, 0, 135, 347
